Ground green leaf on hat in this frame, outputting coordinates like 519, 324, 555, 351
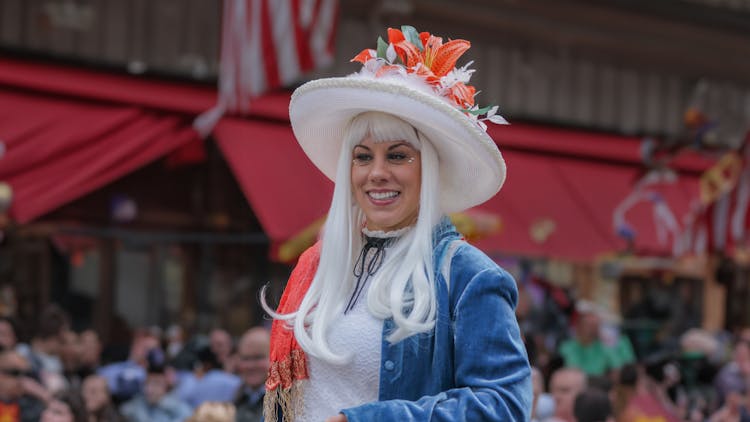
376, 37, 388, 60
401, 25, 424, 52
465, 105, 493, 116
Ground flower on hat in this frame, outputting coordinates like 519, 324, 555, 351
350, 25, 508, 130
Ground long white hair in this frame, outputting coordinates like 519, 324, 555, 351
263, 111, 442, 364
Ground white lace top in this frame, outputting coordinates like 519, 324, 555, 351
298, 227, 408, 421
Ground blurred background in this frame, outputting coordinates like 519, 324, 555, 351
0, 0, 749, 420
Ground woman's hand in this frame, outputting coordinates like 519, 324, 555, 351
325, 414, 347, 422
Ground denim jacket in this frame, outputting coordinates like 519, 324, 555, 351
341, 217, 532, 421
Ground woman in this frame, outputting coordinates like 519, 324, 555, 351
262, 26, 532, 421
81, 374, 122, 422
41, 389, 88, 422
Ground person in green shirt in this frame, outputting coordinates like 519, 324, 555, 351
558, 300, 635, 378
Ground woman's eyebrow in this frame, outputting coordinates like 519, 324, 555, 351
353, 144, 371, 150
388, 142, 412, 150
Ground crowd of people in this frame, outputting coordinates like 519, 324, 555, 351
520, 281, 750, 422
1, 281, 747, 422
0, 303, 269, 422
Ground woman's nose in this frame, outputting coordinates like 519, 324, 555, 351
368, 155, 389, 181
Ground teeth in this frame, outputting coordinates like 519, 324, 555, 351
369, 191, 398, 200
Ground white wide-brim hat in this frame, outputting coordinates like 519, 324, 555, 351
289, 74, 507, 213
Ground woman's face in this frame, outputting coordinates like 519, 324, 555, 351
40, 400, 73, 422
82, 375, 110, 412
351, 137, 421, 232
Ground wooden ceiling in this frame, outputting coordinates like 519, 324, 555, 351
343, 0, 750, 85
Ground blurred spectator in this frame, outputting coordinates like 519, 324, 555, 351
17, 304, 70, 393
82, 374, 123, 422
612, 363, 638, 421
523, 276, 572, 368
0, 316, 19, 351
620, 355, 681, 422
41, 389, 88, 422
78, 330, 103, 379
681, 328, 722, 363
679, 329, 722, 418
60, 331, 81, 386
738, 328, 750, 344
188, 402, 235, 422
715, 340, 750, 405
558, 300, 634, 378
209, 329, 233, 371
544, 367, 587, 422
573, 388, 614, 422
119, 359, 192, 422
165, 325, 185, 361
233, 327, 269, 422
708, 376, 750, 422
174, 345, 240, 409
97, 331, 160, 404
530, 366, 553, 422
0, 349, 48, 421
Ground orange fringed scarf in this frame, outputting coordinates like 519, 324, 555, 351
263, 241, 321, 422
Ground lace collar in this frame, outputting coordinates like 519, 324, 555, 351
361, 225, 412, 239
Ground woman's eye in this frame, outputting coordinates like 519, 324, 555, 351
353, 153, 372, 165
388, 153, 408, 163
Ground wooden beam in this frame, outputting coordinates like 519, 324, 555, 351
403, 0, 750, 84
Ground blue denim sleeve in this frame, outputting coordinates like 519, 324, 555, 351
341, 249, 533, 421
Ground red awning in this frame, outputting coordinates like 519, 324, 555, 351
0, 57, 290, 120
214, 118, 333, 243
214, 118, 707, 262
0, 57, 293, 224
473, 150, 701, 261
0, 89, 199, 223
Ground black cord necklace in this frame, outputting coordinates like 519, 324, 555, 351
344, 236, 394, 314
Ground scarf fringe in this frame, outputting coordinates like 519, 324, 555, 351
265, 349, 309, 421
263, 380, 305, 422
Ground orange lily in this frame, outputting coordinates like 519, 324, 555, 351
412, 64, 441, 86
447, 82, 476, 108
428, 38, 471, 77
351, 48, 376, 64
385, 28, 471, 77
387, 28, 422, 67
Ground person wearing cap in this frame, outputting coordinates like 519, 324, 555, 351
261, 26, 532, 422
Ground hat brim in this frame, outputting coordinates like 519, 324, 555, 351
289, 77, 506, 213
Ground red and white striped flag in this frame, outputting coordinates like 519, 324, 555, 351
195, 0, 339, 135
680, 139, 750, 255
710, 145, 750, 253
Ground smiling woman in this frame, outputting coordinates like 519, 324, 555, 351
261, 25, 531, 422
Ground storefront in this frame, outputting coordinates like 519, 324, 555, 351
1, 54, 746, 348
